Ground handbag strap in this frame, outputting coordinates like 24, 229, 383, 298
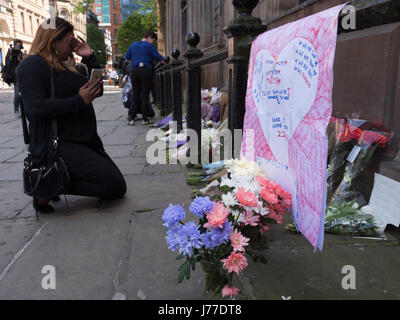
20, 93, 30, 146
19, 69, 58, 147
50, 71, 58, 142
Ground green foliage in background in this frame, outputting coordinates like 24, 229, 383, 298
86, 24, 107, 66
72, 0, 95, 14
116, 0, 158, 55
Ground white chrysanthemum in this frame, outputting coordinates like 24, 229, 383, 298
226, 159, 266, 177
259, 207, 270, 216
232, 210, 245, 223
221, 192, 238, 207
227, 175, 262, 197
220, 175, 236, 188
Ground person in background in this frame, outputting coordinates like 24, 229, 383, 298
5, 39, 24, 117
125, 30, 168, 126
121, 73, 134, 121
109, 68, 118, 86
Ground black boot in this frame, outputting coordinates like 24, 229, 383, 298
33, 199, 55, 214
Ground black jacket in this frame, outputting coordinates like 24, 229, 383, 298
17, 54, 104, 164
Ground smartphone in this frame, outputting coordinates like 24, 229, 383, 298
90, 69, 102, 86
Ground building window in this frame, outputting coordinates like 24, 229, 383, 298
20, 12, 25, 33
114, 28, 118, 38
95, 7, 101, 14
113, 13, 118, 25
59, 9, 68, 21
29, 15, 33, 35
113, 0, 117, 9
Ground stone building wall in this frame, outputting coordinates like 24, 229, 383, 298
164, 0, 301, 90
0, 0, 86, 68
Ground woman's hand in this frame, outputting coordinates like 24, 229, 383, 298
70, 36, 93, 58
79, 80, 102, 105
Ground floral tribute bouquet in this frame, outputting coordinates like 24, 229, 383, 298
286, 116, 394, 237
201, 88, 222, 125
163, 160, 292, 298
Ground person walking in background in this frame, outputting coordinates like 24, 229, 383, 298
125, 30, 168, 126
17, 17, 126, 214
109, 68, 118, 86
4, 39, 24, 117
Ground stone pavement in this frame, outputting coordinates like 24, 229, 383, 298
0, 91, 204, 300
0, 90, 399, 300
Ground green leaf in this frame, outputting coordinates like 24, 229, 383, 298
190, 258, 196, 271
176, 254, 186, 260
178, 270, 185, 283
258, 254, 268, 264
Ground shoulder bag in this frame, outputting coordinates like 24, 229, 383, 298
20, 71, 70, 211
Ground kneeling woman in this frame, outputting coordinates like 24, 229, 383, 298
17, 18, 127, 213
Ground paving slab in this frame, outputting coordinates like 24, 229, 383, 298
0, 162, 22, 181
0, 148, 23, 163
104, 145, 133, 158
101, 126, 138, 146
0, 181, 31, 220
0, 212, 131, 300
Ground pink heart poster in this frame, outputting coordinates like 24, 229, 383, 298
241, 4, 347, 250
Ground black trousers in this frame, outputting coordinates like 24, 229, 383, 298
58, 142, 127, 200
130, 66, 153, 122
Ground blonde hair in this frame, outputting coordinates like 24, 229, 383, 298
30, 17, 77, 72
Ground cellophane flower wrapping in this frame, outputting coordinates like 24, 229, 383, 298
325, 116, 394, 236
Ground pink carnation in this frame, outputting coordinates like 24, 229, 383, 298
255, 176, 270, 187
221, 251, 248, 274
256, 176, 278, 191
259, 223, 270, 235
204, 202, 229, 229
235, 187, 260, 208
268, 209, 284, 224
230, 229, 249, 252
243, 209, 260, 226
261, 188, 279, 204
222, 285, 240, 299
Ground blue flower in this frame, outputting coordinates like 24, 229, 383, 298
189, 196, 215, 218
202, 221, 232, 250
162, 204, 186, 229
165, 221, 203, 257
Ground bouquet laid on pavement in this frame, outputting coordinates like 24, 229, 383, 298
286, 116, 394, 237
324, 117, 393, 236
163, 159, 292, 298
